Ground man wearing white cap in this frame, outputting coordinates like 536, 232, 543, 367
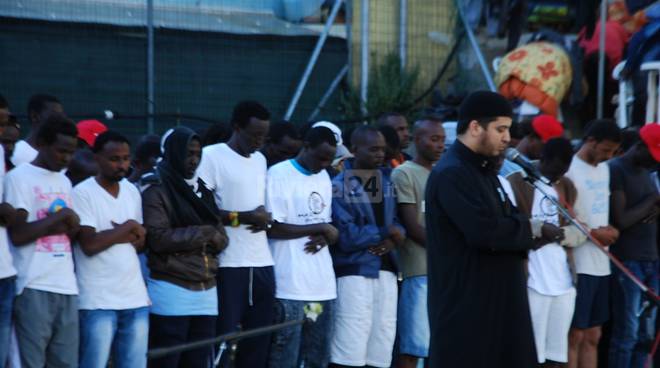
312, 121, 352, 175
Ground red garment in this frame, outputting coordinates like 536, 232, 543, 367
578, 20, 630, 73
390, 152, 407, 168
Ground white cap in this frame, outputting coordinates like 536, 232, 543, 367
312, 121, 343, 146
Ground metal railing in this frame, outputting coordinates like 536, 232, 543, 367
147, 318, 308, 368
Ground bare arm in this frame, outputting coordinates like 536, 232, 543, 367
218, 207, 272, 231
610, 190, 658, 231
268, 222, 328, 240
9, 208, 79, 246
397, 203, 425, 247
76, 221, 144, 257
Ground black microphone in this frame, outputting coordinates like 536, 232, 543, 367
504, 148, 551, 185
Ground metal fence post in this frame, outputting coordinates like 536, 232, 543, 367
360, 0, 369, 114
455, 0, 496, 92
284, 0, 344, 121
399, 0, 407, 70
596, 0, 607, 119
308, 64, 350, 121
146, 0, 155, 134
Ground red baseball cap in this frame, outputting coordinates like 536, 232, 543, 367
531, 114, 564, 143
640, 123, 660, 162
77, 119, 108, 148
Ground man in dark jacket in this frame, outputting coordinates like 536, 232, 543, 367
329, 126, 404, 368
142, 127, 227, 368
425, 91, 563, 368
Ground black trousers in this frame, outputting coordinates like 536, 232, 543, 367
149, 314, 217, 368
216, 266, 276, 368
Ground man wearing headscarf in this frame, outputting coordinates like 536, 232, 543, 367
142, 127, 227, 368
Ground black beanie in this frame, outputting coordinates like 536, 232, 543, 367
457, 91, 513, 133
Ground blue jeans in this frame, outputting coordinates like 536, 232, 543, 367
268, 299, 335, 368
609, 260, 659, 368
397, 276, 430, 358
0, 277, 15, 368
79, 307, 149, 368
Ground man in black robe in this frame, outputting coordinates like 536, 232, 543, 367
425, 91, 563, 367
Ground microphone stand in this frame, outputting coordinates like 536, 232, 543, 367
524, 176, 659, 305
524, 176, 660, 366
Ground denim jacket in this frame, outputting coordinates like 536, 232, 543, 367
330, 160, 404, 278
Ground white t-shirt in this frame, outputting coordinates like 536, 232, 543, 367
0, 146, 16, 280
565, 155, 611, 276
11, 140, 37, 167
72, 177, 150, 310
197, 143, 273, 267
266, 160, 336, 301
498, 175, 517, 206
4, 163, 77, 295
527, 180, 574, 296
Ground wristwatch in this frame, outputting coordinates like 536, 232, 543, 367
229, 211, 240, 227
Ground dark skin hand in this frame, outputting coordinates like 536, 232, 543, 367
0, 202, 18, 227
303, 224, 339, 254
9, 207, 80, 246
76, 220, 146, 257
368, 225, 404, 256
112, 220, 147, 252
590, 225, 620, 247
49, 209, 82, 241
268, 222, 338, 254
195, 223, 228, 254
208, 225, 228, 253
534, 223, 566, 248
219, 205, 272, 233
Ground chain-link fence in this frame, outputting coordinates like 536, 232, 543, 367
0, 0, 460, 141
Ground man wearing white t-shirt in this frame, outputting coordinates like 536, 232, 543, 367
5, 115, 81, 368
11, 94, 64, 167
197, 101, 274, 368
509, 138, 583, 365
0, 95, 20, 368
71, 131, 149, 368
565, 120, 621, 368
266, 127, 339, 368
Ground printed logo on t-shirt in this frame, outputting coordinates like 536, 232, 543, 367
585, 179, 609, 216
34, 189, 71, 254
534, 194, 560, 226
308, 191, 326, 215
48, 198, 67, 214
539, 196, 558, 220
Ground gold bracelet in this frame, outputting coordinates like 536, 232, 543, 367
229, 211, 240, 227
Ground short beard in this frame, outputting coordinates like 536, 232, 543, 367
477, 132, 498, 157
107, 174, 125, 182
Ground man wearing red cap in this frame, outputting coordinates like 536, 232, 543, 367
608, 124, 660, 368
500, 114, 564, 178
76, 119, 108, 149
66, 120, 108, 186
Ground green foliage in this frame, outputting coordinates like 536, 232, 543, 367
341, 53, 420, 122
